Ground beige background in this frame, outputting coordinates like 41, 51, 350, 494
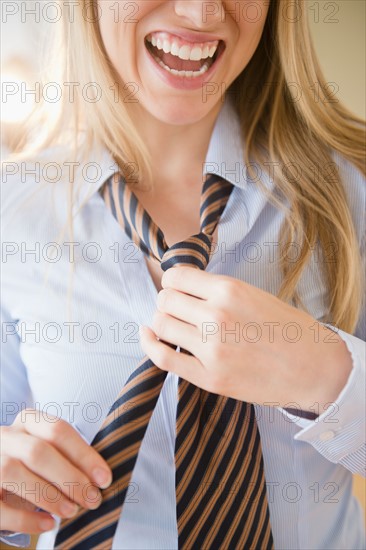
1, 1, 365, 548
309, 0, 365, 119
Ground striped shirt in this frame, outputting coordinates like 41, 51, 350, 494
1, 97, 365, 549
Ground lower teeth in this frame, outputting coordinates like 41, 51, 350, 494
151, 52, 212, 77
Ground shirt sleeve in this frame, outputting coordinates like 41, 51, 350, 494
1, 305, 34, 547
0, 532, 31, 548
1, 304, 34, 425
277, 151, 366, 476
277, 322, 366, 477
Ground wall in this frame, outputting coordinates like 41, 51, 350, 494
308, 0, 365, 118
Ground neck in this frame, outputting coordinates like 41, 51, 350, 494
130, 102, 223, 193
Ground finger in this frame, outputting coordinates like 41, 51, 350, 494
162, 267, 248, 307
161, 267, 215, 299
0, 501, 55, 534
157, 288, 208, 327
2, 429, 103, 511
152, 311, 201, 356
0, 491, 36, 512
12, 411, 112, 490
0, 456, 80, 519
139, 326, 204, 384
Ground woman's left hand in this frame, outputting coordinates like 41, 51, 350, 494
139, 267, 353, 412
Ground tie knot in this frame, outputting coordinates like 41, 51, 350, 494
161, 232, 213, 272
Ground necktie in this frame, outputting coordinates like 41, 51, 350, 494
55, 172, 273, 550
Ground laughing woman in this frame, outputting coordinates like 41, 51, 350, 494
1, 0, 365, 549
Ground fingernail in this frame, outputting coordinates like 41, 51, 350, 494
60, 501, 79, 518
92, 467, 112, 489
39, 517, 55, 531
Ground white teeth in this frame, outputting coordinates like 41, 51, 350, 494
189, 46, 202, 61
178, 45, 191, 60
151, 52, 211, 78
171, 41, 180, 56
147, 34, 219, 61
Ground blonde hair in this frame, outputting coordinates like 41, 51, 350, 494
11, 0, 366, 333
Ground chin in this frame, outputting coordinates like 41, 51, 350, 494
144, 99, 218, 126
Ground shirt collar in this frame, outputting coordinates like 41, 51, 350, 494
203, 95, 249, 190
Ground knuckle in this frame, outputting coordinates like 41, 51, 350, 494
14, 410, 25, 423
152, 311, 167, 337
169, 266, 184, 283
1, 455, 19, 480
28, 439, 48, 464
157, 289, 170, 311
41, 412, 60, 425
13, 409, 27, 427
211, 306, 230, 325
0, 425, 10, 438
218, 280, 238, 302
15, 408, 41, 425
45, 418, 67, 444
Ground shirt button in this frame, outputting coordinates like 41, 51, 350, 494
319, 430, 335, 441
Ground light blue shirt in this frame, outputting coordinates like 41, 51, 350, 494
1, 97, 365, 549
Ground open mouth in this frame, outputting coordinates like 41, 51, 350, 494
144, 32, 225, 78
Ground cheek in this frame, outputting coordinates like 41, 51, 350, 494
98, 7, 123, 68
97, 1, 150, 78
233, 2, 269, 69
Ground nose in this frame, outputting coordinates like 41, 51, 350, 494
173, 0, 223, 28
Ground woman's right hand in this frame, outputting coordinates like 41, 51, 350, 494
0, 409, 112, 534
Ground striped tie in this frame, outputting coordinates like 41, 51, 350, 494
55, 173, 273, 550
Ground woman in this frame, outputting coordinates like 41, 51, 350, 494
1, 0, 365, 548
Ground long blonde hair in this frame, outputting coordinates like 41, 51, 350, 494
12, 0, 366, 333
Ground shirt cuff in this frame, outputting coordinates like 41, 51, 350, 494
277, 325, 366, 470
0, 532, 31, 547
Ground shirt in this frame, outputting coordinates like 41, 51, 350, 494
1, 96, 365, 550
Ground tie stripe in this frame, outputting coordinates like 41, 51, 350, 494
179, 404, 252, 546
55, 172, 273, 549
161, 234, 212, 271
110, 174, 166, 261
55, 358, 168, 549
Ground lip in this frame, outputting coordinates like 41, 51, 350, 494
144, 39, 226, 91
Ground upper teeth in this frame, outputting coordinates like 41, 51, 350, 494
147, 34, 219, 61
